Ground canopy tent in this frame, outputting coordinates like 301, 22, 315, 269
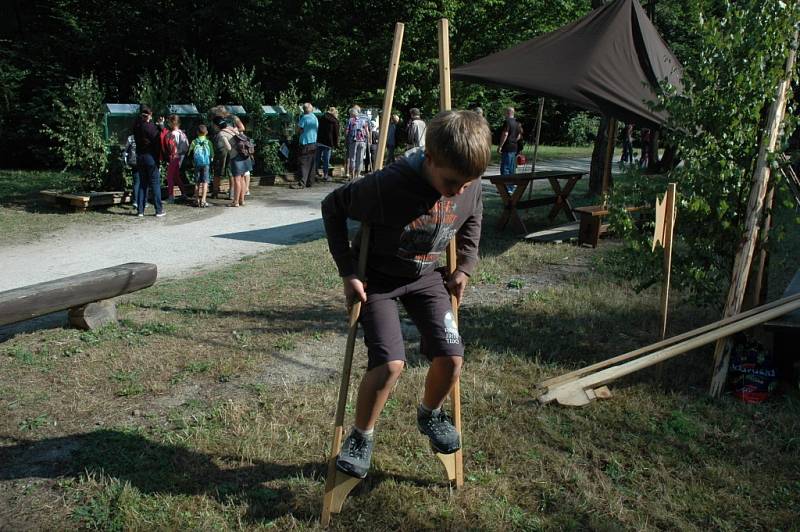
452, 0, 682, 127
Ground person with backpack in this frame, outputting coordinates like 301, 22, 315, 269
233, 116, 252, 197
163, 114, 191, 203
346, 108, 370, 180
219, 117, 255, 206
189, 124, 214, 208
132, 105, 165, 217
292, 102, 319, 189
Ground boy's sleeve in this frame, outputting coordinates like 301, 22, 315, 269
321, 173, 385, 278
455, 183, 483, 277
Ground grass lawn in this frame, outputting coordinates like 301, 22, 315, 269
0, 171, 799, 530
0, 170, 135, 246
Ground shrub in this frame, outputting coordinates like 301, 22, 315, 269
132, 60, 182, 116
608, 0, 800, 307
260, 141, 285, 176
223, 66, 269, 173
42, 74, 108, 191
565, 112, 599, 146
182, 50, 219, 115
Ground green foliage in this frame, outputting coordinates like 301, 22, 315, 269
132, 60, 182, 116
260, 141, 285, 176
181, 50, 219, 115
42, 74, 108, 190
224, 66, 270, 172
565, 112, 600, 146
608, 0, 800, 306
0, 47, 27, 137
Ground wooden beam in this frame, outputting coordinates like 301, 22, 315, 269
709, 30, 798, 397
541, 294, 800, 406
536, 291, 800, 392
0, 263, 157, 327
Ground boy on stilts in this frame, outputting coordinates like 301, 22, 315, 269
321, 109, 491, 478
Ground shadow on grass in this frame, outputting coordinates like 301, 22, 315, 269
459, 295, 714, 392
212, 218, 324, 245
0, 430, 435, 523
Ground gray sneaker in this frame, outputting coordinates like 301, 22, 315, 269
418, 407, 460, 454
336, 429, 374, 479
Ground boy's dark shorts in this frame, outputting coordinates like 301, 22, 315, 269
195, 165, 211, 184
360, 269, 463, 370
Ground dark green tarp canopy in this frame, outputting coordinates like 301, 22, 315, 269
452, 0, 682, 127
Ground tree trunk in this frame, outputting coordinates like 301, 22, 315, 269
589, 115, 610, 195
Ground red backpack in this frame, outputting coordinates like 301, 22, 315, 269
160, 128, 174, 158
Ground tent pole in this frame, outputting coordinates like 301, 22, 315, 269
531, 97, 544, 174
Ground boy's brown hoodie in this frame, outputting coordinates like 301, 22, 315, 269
321, 148, 482, 280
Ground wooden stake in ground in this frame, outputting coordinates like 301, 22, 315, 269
321, 22, 405, 527
436, 17, 464, 488
709, 31, 798, 397
653, 183, 677, 339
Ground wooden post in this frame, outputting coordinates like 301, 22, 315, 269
658, 183, 677, 340
601, 117, 617, 199
437, 17, 464, 488
531, 97, 544, 174
527, 97, 545, 201
709, 30, 798, 397
321, 22, 405, 527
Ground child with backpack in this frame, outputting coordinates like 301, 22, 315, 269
189, 124, 214, 207
163, 114, 191, 203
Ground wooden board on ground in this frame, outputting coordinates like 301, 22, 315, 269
525, 222, 580, 243
40, 190, 131, 211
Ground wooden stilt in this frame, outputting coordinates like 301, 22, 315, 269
437, 18, 464, 488
321, 22, 405, 527
320, 228, 370, 528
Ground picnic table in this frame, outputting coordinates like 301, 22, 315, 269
486, 170, 586, 233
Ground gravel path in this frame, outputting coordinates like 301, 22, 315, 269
2, 158, 592, 292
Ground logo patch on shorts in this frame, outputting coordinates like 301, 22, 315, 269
444, 311, 460, 344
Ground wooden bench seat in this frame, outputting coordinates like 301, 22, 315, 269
0, 263, 157, 330
573, 205, 643, 248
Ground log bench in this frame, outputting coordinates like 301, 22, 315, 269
764, 268, 800, 385
0, 263, 157, 330
573, 205, 644, 248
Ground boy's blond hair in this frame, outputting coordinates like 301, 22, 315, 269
425, 110, 492, 178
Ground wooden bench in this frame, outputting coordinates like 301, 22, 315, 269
0, 263, 157, 330
573, 205, 643, 248
764, 268, 800, 384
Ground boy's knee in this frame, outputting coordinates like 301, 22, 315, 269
435, 355, 462, 377
385, 360, 405, 378
369, 359, 405, 382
